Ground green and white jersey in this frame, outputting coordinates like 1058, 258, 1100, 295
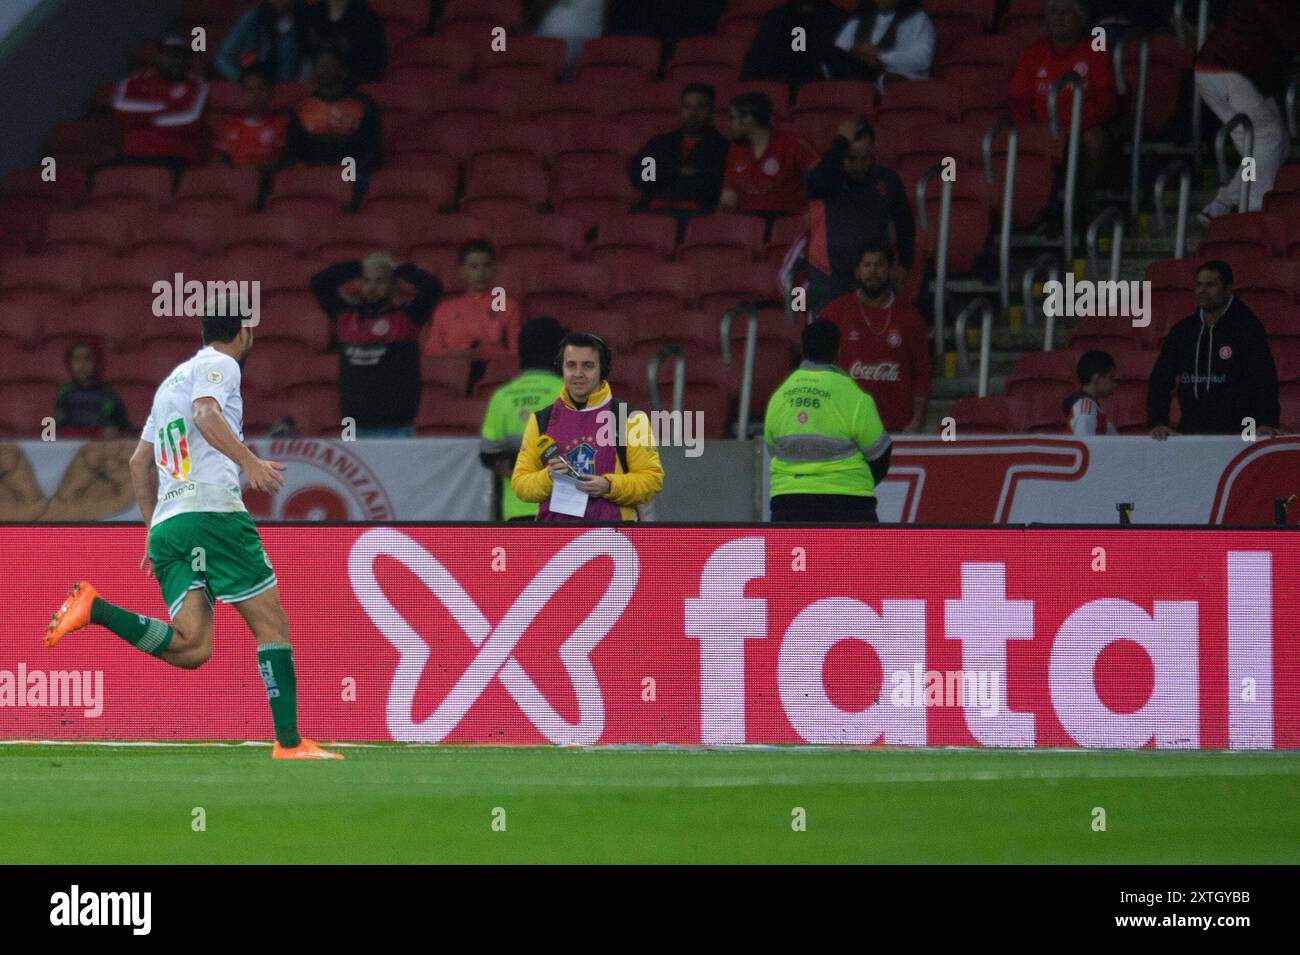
140, 346, 247, 528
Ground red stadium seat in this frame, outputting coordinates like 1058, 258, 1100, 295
696, 262, 780, 314
43, 209, 137, 256
1005, 351, 1076, 403
474, 36, 567, 85
957, 77, 1012, 129
498, 215, 587, 264
949, 395, 1020, 434
273, 352, 337, 392
876, 80, 959, 132
0, 381, 57, 437
316, 215, 409, 261
552, 162, 639, 227
790, 81, 876, 152
391, 35, 475, 78
428, 84, 521, 123
407, 215, 492, 258
551, 117, 631, 167
362, 166, 458, 217
257, 289, 333, 351
590, 215, 678, 265
914, 174, 992, 275
464, 119, 557, 168
420, 353, 473, 397
891, 123, 987, 198
999, 0, 1047, 36
1234, 258, 1300, 309
939, 34, 1024, 79
439, 0, 522, 29
610, 262, 696, 317
562, 310, 632, 351
4, 164, 85, 209
664, 35, 750, 80
642, 352, 733, 439
765, 215, 807, 266
172, 166, 261, 217
610, 82, 689, 125
928, 0, 998, 30
1111, 348, 1156, 384
370, 0, 429, 30
1, 254, 87, 306
678, 215, 766, 267
470, 357, 519, 400
986, 123, 1056, 228
722, 311, 801, 414
0, 302, 40, 350
461, 155, 549, 220
573, 37, 662, 85
121, 212, 227, 257
1021, 391, 1067, 434
415, 396, 488, 436
1198, 212, 1285, 260
358, 82, 437, 125
264, 166, 355, 218
629, 310, 721, 357
222, 213, 314, 257
930, 10, 985, 62
1067, 315, 1144, 353
522, 261, 610, 315
86, 253, 202, 298
86, 165, 174, 211
44, 119, 120, 169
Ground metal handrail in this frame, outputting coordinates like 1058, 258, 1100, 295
778, 234, 806, 325
916, 161, 953, 360
719, 305, 759, 438
1022, 252, 1062, 350
1153, 158, 1192, 258
1287, 74, 1298, 141
1190, 0, 1209, 168
953, 297, 995, 398
982, 116, 1017, 313
646, 345, 685, 423
1171, 0, 1186, 48
1215, 112, 1256, 212
1085, 206, 1125, 284
1113, 35, 1150, 219
1047, 71, 1085, 262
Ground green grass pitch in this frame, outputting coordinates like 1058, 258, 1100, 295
1, 744, 1297, 863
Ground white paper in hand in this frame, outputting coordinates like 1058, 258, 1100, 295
549, 472, 589, 518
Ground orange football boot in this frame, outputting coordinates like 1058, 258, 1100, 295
272, 738, 344, 760
44, 581, 99, 649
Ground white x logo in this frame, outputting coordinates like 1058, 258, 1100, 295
348, 527, 639, 743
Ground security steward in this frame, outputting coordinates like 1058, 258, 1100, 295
765, 319, 892, 522
512, 331, 664, 521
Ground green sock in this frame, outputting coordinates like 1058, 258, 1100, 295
257, 643, 301, 748
89, 597, 174, 658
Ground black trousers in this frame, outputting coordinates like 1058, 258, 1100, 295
770, 494, 878, 523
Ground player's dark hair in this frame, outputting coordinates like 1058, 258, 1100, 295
201, 291, 246, 345
555, 331, 612, 381
519, 316, 567, 371
802, 319, 840, 364
1196, 259, 1233, 287
681, 83, 715, 107
1076, 350, 1115, 387
729, 91, 773, 129
458, 238, 496, 265
857, 241, 894, 267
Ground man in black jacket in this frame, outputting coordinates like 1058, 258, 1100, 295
310, 252, 442, 437
626, 83, 730, 240
805, 117, 914, 316
1147, 260, 1281, 439
740, 0, 849, 87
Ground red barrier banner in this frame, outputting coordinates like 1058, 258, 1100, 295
5, 526, 1297, 748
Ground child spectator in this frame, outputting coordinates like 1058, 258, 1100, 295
1064, 350, 1118, 435
55, 341, 130, 439
213, 64, 287, 169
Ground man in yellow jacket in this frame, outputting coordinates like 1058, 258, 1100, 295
512, 332, 665, 521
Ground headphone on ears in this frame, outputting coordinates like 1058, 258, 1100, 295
554, 332, 612, 381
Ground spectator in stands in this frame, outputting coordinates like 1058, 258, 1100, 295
213, 64, 288, 169
805, 117, 914, 314
424, 239, 521, 358
479, 317, 567, 521
740, 0, 849, 87
303, 0, 387, 84
1193, 0, 1300, 222
54, 341, 129, 440
818, 244, 930, 433
765, 319, 892, 522
1147, 260, 1281, 439
828, 0, 936, 84
520, 0, 606, 74
718, 92, 817, 226
1008, 0, 1117, 199
512, 332, 665, 522
310, 251, 442, 437
110, 34, 210, 175
627, 83, 730, 239
1064, 350, 1118, 435
284, 47, 381, 173
215, 0, 311, 82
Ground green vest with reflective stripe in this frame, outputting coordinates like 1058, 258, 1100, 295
764, 361, 889, 498
480, 369, 563, 519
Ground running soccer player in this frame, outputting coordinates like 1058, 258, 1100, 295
43, 300, 341, 760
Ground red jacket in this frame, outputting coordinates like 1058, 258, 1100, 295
1009, 38, 1117, 133
113, 69, 209, 164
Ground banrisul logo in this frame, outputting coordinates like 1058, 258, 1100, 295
50, 885, 151, 935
